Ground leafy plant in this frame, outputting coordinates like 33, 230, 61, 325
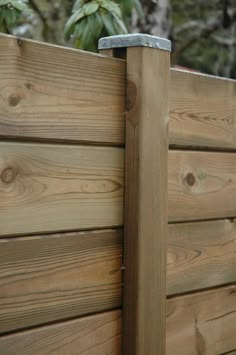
64, 0, 142, 51
0, 0, 31, 33
118, 0, 143, 25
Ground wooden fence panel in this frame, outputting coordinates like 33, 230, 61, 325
168, 150, 236, 222
0, 142, 124, 236
0, 230, 122, 334
0, 34, 125, 145
166, 285, 236, 355
0, 310, 121, 355
169, 69, 236, 149
167, 219, 236, 295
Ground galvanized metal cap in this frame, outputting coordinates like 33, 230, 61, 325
98, 34, 171, 52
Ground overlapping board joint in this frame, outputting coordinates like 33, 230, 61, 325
0, 32, 126, 237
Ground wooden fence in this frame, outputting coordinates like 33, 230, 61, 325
0, 33, 236, 355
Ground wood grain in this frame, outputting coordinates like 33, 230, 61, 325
0, 229, 122, 333
124, 47, 169, 355
166, 285, 236, 355
169, 150, 236, 222
2, 34, 236, 150
169, 69, 236, 149
0, 310, 121, 355
0, 33, 125, 144
167, 219, 236, 295
0, 142, 124, 236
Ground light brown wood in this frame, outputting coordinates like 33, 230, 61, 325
169, 150, 236, 222
0, 142, 124, 236
4, 145, 236, 234
3, 32, 235, 150
0, 33, 125, 144
166, 285, 236, 355
0, 310, 121, 354
167, 219, 236, 295
124, 47, 170, 355
0, 229, 122, 333
169, 69, 236, 149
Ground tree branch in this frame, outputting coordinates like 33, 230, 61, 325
171, 14, 223, 65
211, 35, 236, 46
28, 0, 51, 41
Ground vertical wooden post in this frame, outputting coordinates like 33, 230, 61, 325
99, 34, 171, 355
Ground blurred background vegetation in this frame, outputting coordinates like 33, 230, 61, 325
0, 0, 236, 78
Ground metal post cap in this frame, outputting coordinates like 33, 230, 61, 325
98, 33, 171, 52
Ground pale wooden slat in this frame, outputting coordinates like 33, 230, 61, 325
169, 69, 236, 149
0, 33, 125, 144
123, 46, 169, 355
0, 310, 121, 355
0, 230, 122, 333
0, 142, 124, 236
167, 219, 236, 295
169, 150, 236, 222
166, 285, 236, 355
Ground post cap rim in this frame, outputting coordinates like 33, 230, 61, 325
98, 34, 171, 52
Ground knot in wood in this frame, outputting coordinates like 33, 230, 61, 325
17, 38, 23, 47
185, 172, 196, 187
1, 167, 15, 183
126, 80, 137, 112
8, 94, 21, 107
230, 286, 236, 293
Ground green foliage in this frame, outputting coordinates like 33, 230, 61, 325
171, 0, 236, 78
118, 0, 143, 25
0, 0, 30, 32
64, 0, 127, 51
64, 0, 142, 51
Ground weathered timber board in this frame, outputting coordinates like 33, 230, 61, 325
0, 230, 122, 333
0, 310, 121, 354
166, 285, 236, 355
0, 34, 125, 144
2, 145, 236, 233
170, 69, 236, 149
169, 150, 236, 222
167, 219, 236, 295
0, 142, 124, 236
2, 35, 236, 151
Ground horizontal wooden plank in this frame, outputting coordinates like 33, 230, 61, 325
0, 230, 122, 333
0, 142, 124, 236
169, 150, 236, 222
0, 33, 125, 144
0, 310, 121, 355
166, 285, 236, 355
167, 219, 236, 295
4, 146, 235, 233
169, 69, 236, 149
